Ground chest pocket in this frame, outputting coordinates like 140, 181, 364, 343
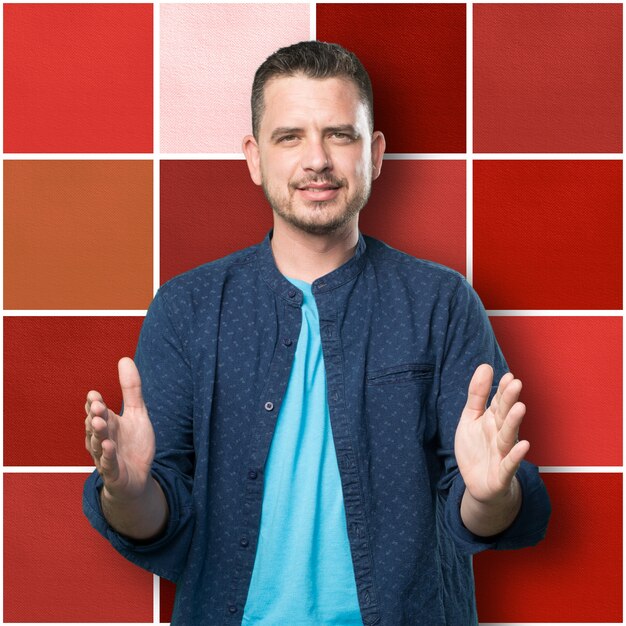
366, 362, 435, 386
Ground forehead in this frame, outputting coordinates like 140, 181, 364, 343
259, 74, 368, 135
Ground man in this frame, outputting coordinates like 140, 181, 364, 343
84, 41, 550, 625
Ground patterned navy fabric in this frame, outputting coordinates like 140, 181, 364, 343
83, 229, 551, 625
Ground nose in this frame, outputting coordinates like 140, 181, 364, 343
300, 137, 331, 173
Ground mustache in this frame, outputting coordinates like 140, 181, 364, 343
290, 176, 345, 189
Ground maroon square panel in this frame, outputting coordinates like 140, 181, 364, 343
474, 4, 622, 153
316, 4, 466, 153
361, 160, 465, 274
161, 578, 176, 623
473, 160, 622, 310
490, 316, 621, 467
160, 160, 273, 283
4, 473, 153, 622
4, 317, 144, 466
474, 473, 622, 623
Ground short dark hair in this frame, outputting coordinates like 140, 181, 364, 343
251, 40, 374, 139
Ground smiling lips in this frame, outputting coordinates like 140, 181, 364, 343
295, 181, 341, 202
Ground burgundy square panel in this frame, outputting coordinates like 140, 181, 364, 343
316, 4, 466, 153
490, 316, 621, 467
474, 4, 622, 153
4, 4, 153, 153
4, 473, 153, 622
4, 317, 144, 466
161, 578, 176, 623
473, 160, 622, 310
474, 473, 622, 623
361, 160, 465, 274
160, 160, 273, 284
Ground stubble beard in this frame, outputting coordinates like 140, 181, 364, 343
262, 175, 372, 236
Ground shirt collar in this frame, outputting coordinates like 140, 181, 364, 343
256, 228, 368, 304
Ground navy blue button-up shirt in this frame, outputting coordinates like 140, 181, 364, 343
83, 230, 550, 625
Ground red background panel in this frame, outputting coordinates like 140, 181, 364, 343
161, 160, 466, 284
473, 160, 622, 310
4, 317, 144, 466
490, 316, 622, 467
161, 578, 176, 623
3, 3, 153, 153
4, 473, 153, 622
474, 3, 622, 153
474, 473, 622, 623
316, 4, 466, 154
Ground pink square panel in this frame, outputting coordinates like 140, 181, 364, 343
474, 4, 622, 153
4, 317, 144, 466
473, 160, 622, 310
3, 3, 153, 153
474, 473, 622, 623
317, 3, 466, 154
160, 3, 310, 153
490, 316, 622, 467
4, 473, 153, 622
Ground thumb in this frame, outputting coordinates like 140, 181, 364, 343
118, 357, 145, 411
462, 363, 493, 420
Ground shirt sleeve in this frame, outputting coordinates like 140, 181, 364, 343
435, 277, 551, 555
82, 285, 195, 581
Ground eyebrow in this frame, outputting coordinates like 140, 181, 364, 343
269, 124, 360, 142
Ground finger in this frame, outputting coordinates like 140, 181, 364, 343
89, 413, 110, 459
100, 439, 120, 483
488, 372, 514, 422
497, 401, 526, 455
496, 378, 522, 426
499, 440, 530, 485
462, 364, 494, 420
118, 357, 145, 411
85, 390, 104, 415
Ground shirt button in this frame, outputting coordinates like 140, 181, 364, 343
283, 337, 293, 347
264, 401, 274, 411
228, 605, 237, 614
240, 537, 249, 547
248, 469, 258, 480
288, 289, 297, 298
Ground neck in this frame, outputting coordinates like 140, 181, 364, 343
270, 217, 359, 284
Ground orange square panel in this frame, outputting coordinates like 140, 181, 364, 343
4, 473, 153, 622
4, 160, 153, 309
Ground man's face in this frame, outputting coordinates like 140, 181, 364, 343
243, 74, 385, 236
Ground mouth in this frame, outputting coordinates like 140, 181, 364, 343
295, 181, 342, 202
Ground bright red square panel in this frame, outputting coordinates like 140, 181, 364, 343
474, 4, 622, 153
361, 160, 465, 274
4, 473, 153, 622
4, 4, 153, 152
475, 473, 622, 623
473, 160, 622, 310
4, 317, 144, 466
160, 160, 273, 283
316, 4, 466, 153
490, 316, 621, 467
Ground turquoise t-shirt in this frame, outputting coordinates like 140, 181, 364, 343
242, 277, 363, 625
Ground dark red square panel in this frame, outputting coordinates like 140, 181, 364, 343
474, 473, 622, 623
361, 160, 465, 274
4, 317, 144, 466
316, 4, 466, 153
490, 316, 621, 467
160, 160, 273, 283
3, 4, 153, 153
474, 4, 622, 153
473, 160, 622, 310
161, 578, 176, 623
4, 473, 153, 622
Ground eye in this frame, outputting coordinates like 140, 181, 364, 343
278, 135, 298, 143
330, 132, 354, 142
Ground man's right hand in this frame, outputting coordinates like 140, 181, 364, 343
85, 357, 155, 501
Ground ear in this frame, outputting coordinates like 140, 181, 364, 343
370, 131, 386, 181
242, 134, 262, 186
